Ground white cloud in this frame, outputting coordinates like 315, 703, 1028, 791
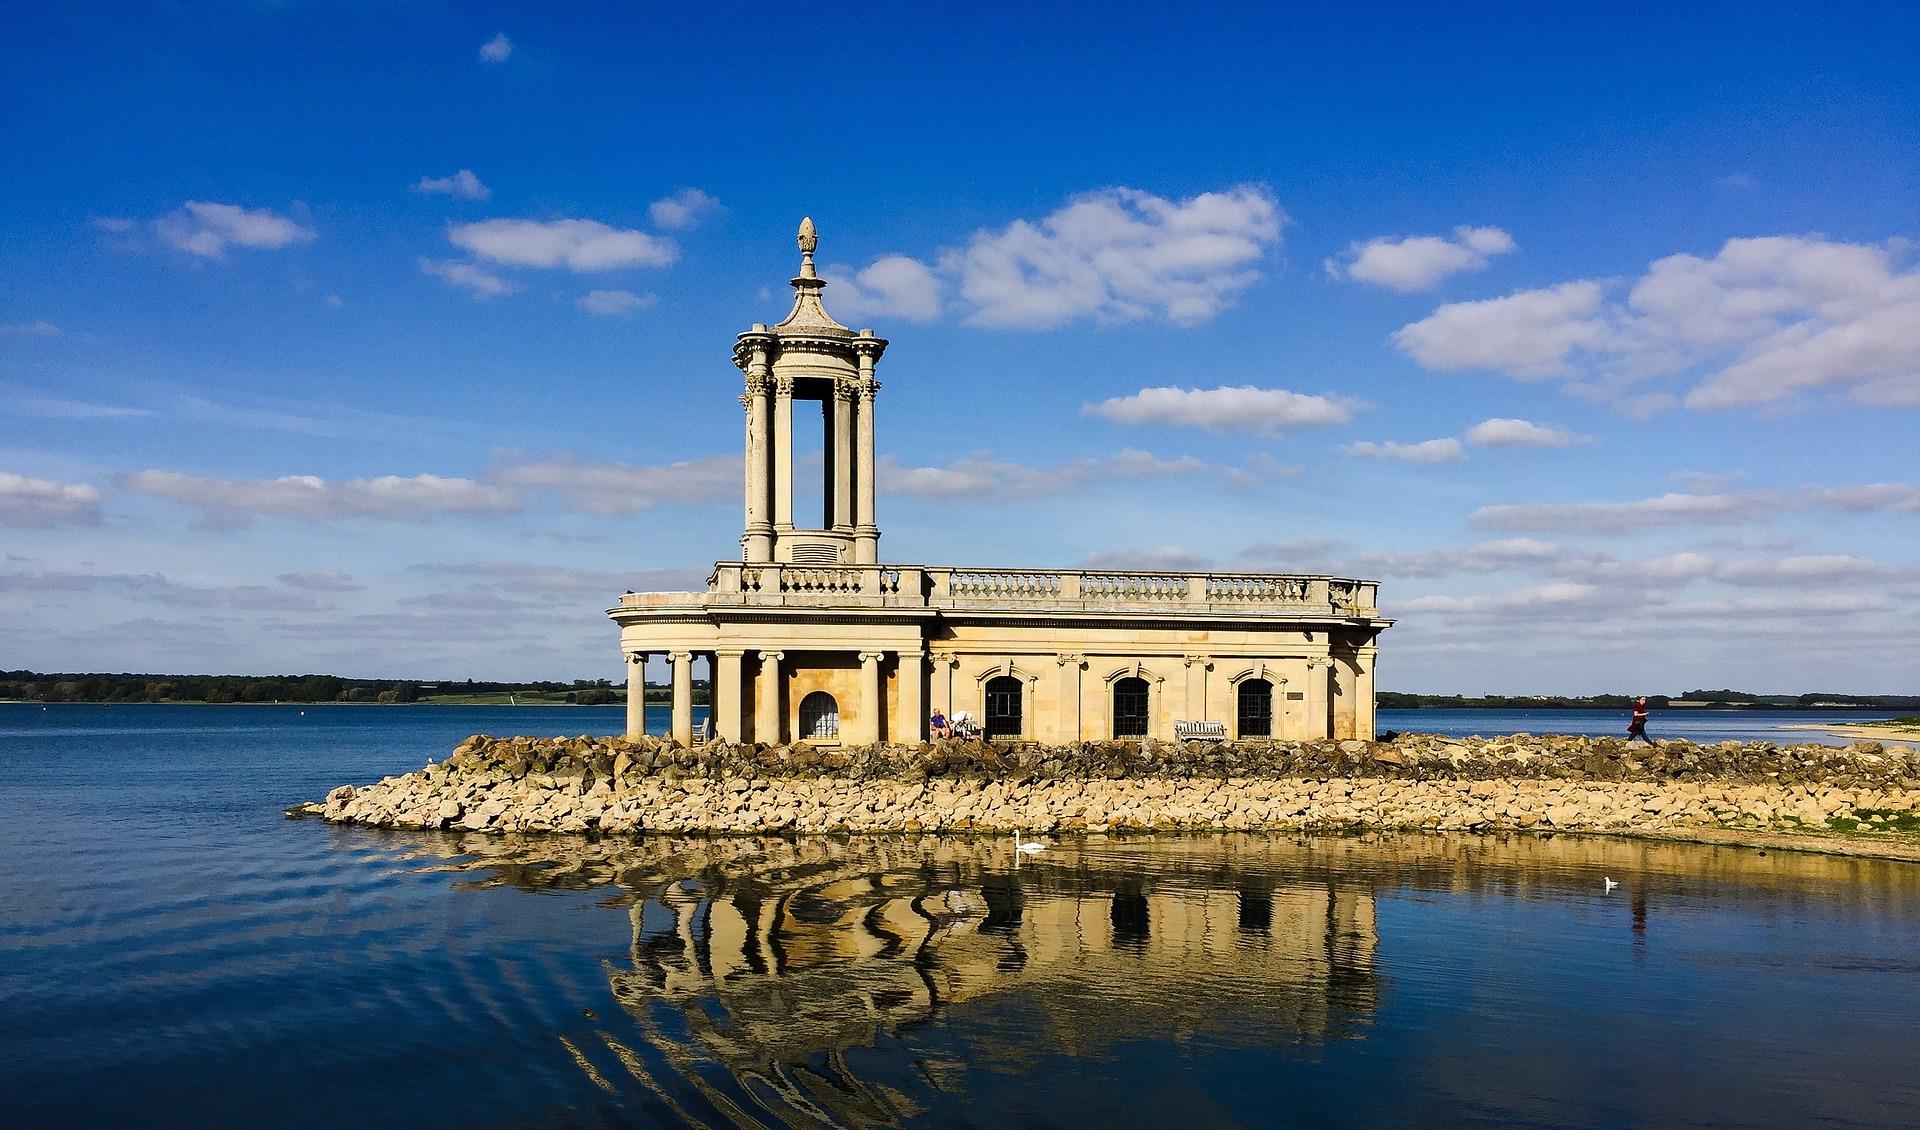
0, 471, 104, 527
822, 255, 943, 323
278, 570, 364, 592
491, 454, 736, 516
1464, 417, 1589, 448
478, 33, 512, 62
1353, 538, 1566, 577
1396, 235, 1920, 409
419, 257, 518, 299
410, 561, 708, 597
578, 289, 654, 317
1342, 437, 1465, 463
1471, 491, 1776, 534
1810, 482, 1920, 514
0, 570, 338, 612
1716, 555, 1909, 586
448, 218, 677, 271
1397, 582, 1601, 615
17, 396, 153, 420
414, 169, 490, 200
1080, 546, 1218, 571
0, 320, 60, 336
1394, 280, 1609, 377
941, 185, 1284, 328
1329, 225, 1516, 292
1548, 550, 1719, 585
121, 470, 520, 525
648, 189, 722, 231
877, 448, 1208, 500
152, 201, 315, 259
1086, 385, 1360, 436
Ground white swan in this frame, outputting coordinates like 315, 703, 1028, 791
1603, 876, 1620, 892
1013, 830, 1046, 856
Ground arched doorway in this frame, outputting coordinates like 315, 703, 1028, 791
1112, 676, 1149, 738
984, 675, 1023, 739
1237, 678, 1273, 738
798, 691, 839, 740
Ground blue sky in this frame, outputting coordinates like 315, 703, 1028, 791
4, 2, 1918, 692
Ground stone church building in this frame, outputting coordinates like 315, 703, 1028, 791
611, 221, 1390, 746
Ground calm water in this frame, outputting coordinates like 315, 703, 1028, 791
5, 705, 1919, 1129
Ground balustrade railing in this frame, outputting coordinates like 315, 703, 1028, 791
627, 563, 1379, 616
948, 570, 1062, 599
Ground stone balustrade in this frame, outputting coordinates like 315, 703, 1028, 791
614, 563, 1379, 617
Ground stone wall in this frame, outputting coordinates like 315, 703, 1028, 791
292, 732, 1920, 844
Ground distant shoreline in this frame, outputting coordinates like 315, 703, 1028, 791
1784, 721, 1920, 742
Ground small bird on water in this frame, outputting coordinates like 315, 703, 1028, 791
1013, 831, 1046, 855
1604, 877, 1620, 892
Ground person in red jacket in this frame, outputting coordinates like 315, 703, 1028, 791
1627, 696, 1656, 745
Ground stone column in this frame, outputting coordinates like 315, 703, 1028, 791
624, 651, 647, 738
773, 377, 794, 536
669, 650, 693, 746
1304, 658, 1330, 739
853, 370, 880, 564
832, 385, 854, 534
754, 650, 783, 744
853, 651, 885, 744
743, 360, 773, 562
898, 650, 925, 743
1356, 645, 1378, 740
1056, 653, 1085, 742
714, 650, 746, 743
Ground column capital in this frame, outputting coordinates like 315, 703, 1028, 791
774, 376, 795, 396
713, 648, 746, 659
757, 649, 785, 662
625, 651, 648, 664
744, 373, 772, 396
857, 650, 886, 663
1183, 654, 1213, 669
856, 380, 881, 402
1056, 652, 1086, 668
668, 650, 693, 663
832, 381, 857, 403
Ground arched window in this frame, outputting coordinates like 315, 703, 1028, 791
798, 691, 839, 739
1112, 676, 1150, 738
1237, 678, 1273, 738
984, 675, 1023, 739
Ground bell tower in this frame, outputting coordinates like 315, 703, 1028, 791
733, 219, 886, 565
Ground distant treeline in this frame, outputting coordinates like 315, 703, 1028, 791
0, 671, 688, 706
1380, 691, 1920, 711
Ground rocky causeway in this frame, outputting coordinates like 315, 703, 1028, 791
290, 731, 1920, 860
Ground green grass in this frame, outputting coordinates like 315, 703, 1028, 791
1824, 808, 1920, 834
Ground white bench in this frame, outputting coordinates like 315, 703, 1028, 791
1174, 720, 1228, 742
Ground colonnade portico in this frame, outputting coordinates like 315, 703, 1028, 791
612, 221, 1392, 748
625, 643, 932, 747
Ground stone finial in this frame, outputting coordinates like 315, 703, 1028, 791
796, 216, 818, 279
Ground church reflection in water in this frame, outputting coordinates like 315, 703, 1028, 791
415, 834, 1379, 1124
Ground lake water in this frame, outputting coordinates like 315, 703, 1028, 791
5, 704, 1920, 1129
